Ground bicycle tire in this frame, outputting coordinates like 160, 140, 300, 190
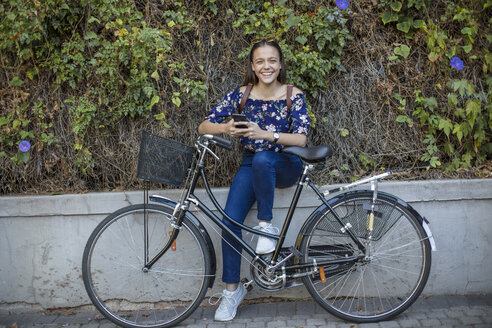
82, 203, 213, 328
299, 191, 431, 322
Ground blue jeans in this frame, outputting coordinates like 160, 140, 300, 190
221, 150, 303, 283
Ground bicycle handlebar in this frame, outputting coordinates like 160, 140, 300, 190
201, 134, 233, 150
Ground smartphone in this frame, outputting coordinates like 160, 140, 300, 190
232, 114, 249, 129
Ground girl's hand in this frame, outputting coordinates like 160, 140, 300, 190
242, 122, 270, 140
225, 120, 250, 137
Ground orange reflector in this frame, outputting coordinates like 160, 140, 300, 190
169, 231, 176, 251
319, 266, 326, 283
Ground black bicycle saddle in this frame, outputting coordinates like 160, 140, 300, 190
282, 145, 333, 163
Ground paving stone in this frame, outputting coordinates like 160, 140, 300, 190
205, 322, 228, 328
276, 302, 295, 315
378, 321, 401, 328
1, 295, 491, 328
236, 304, 259, 319
98, 322, 119, 328
397, 318, 420, 327
280, 318, 305, 327
419, 318, 441, 326
257, 303, 276, 317
245, 321, 266, 328
306, 318, 327, 326
296, 301, 316, 315
458, 316, 484, 325
266, 320, 286, 328
76, 324, 99, 328
466, 307, 488, 317
224, 323, 246, 328
357, 322, 381, 328
439, 317, 462, 327
446, 309, 466, 318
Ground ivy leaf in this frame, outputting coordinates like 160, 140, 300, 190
463, 44, 472, 53
397, 21, 412, 33
18, 151, 30, 163
396, 115, 411, 124
422, 97, 437, 110
151, 70, 159, 80
453, 123, 463, 142
9, 76, 23, 87
461, 27, 472, 36
428, 51, 440, 62
285, 14, 301, 29
150, 95, 159, 107
413, 20, 426, 29
382, 11, 398, 24
0, 116, 10, 126
295, 36, 307, 45
429, 156, 441, 168
88, 16, 101, 24
449, 79, 469, 96
466, 99, 481, 127
172, 93, 181, 107
154, 113, 165, 120
390, 2, 402, 12
438, 118, 453, 137
448, 93, 459, 107
84, 31, 98, 40
394, 45, 410, 58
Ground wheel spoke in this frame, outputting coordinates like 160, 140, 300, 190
301, 193, 431, 322
82, 204, 211, 328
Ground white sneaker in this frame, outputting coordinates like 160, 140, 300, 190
214, 284, 247, 321
255, 221, 279, 254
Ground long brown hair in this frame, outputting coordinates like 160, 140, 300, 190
243, 40, 287, 85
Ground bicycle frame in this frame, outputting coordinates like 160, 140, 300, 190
144, 136, 371, 273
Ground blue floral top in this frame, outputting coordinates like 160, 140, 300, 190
205, 86, 310, 152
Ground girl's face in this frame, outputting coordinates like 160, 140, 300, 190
251, 45, 281, 86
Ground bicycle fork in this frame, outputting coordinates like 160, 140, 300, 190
363, 179, 379, 261
143, 198, 190, 271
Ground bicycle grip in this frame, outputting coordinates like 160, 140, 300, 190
210, 135, 233, 150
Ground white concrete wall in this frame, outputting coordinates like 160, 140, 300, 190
0, 179, 491, 313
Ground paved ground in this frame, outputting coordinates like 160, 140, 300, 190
0, 295, 490, 328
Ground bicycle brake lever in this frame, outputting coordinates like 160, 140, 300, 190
203, 145, 220, 162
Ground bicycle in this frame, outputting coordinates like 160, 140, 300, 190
82, 131, 436, 328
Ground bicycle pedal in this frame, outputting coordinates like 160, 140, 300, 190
240, 278, 254, 291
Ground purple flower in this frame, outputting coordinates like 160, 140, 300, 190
335, 0, 349, 10
450, 56, 463, 70
19, 140, 31, 152
51, 152, 57, 158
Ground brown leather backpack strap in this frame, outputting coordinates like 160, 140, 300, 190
286, 84, 293, 110
239, 83, 253, 113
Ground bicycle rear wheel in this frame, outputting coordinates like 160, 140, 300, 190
300, 191, 431, 322
82, 203, 213, 328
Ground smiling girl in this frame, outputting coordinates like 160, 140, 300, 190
198, 40, 310, 321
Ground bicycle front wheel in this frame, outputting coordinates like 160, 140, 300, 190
82, 203, 213, 328
300, 191, 431, 322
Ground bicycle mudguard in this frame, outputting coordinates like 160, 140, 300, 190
295, 190, 436, 251
149, 195, 217, 287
